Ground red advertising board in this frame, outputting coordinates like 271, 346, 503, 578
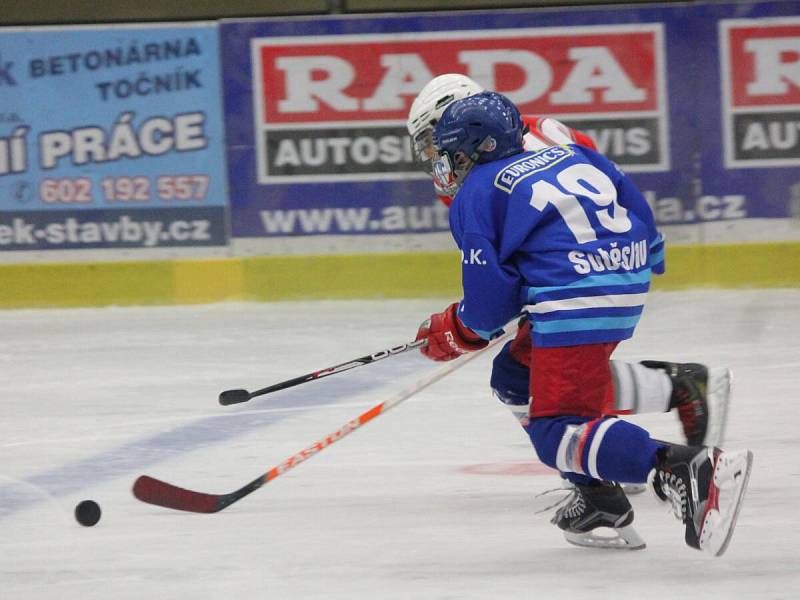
721, 17, 800, 166
251, 25, 668, 181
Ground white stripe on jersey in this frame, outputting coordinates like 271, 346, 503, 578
524, 293, 649, 314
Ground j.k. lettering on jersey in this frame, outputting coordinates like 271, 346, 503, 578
721, 17, 800, 167
251, 25, 669, 183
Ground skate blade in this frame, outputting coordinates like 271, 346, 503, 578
703, 368, 732, 448
564, 525, 646, 551
699, 449, 753, 557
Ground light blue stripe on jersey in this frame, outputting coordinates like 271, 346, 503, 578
527, 269, 652, 299
535, 282, 650, 304
650, 247, 665, 266
650, 234, 665, 272
532, 315, 642, 334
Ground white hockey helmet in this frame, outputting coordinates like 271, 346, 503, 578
407, 73, 484, 169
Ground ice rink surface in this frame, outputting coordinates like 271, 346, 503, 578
1, 289, 799, 599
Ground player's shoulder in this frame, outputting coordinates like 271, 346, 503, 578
522, 114, 598, 152
490, 145, 584, 194
522, 115, 576, 148
460, 144, 616, 200
574, 144, 626, 179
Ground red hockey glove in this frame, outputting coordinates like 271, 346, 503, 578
416, 302, 489, 362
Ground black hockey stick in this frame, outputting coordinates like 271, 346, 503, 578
218, 339, 427, 405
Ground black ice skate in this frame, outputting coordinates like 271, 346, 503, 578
654, 444, 753, 556
551, 481, 646, 551
640, 361, 732, 447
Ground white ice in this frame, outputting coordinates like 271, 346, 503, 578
0, 289, 798, 599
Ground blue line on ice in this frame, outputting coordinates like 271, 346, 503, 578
0, 365, 420, 520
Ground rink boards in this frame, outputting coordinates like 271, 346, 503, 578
0, 242, 797, 308
0, 1, 799, 306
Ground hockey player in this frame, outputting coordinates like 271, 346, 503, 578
414, 91, 753, 554
408, 74, 730, 449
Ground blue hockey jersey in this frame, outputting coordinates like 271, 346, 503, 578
449, 144, 664, 348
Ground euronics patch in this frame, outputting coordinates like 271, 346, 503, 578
494, 146, 575, 193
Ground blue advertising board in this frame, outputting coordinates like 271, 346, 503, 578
0, 23, 227, 250
220, 0, 800, 247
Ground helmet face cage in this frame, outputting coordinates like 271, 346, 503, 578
432, 152, 458, 197
432, 136, 496, 195
413, 128, 436, 176
432, 149, 472, 197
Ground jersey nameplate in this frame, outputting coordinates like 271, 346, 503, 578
494, 145, 575, 193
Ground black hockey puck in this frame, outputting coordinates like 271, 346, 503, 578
74, 500, 101, 527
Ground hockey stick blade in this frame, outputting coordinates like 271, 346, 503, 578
218, 389, 251, 406
133, 474, 266, 513
133, 475, 221, 513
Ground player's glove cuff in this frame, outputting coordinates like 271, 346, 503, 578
416, 302, 488, 362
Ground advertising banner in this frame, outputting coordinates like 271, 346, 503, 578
252, 25, 667, 181
721, 16, 800, 167
0, 23, 227, 251
221, 0, 800, 251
